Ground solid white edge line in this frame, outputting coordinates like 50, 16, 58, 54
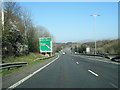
92, 59, 119, 65
88, 70, 99, 77
73, 54, 119, 65
7, 54, 59, 89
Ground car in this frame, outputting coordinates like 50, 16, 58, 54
62, 52, 65, 55
75, 52, 79, 54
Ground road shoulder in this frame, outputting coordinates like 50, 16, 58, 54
2, 54, 59, 88
72, 54, 119, 65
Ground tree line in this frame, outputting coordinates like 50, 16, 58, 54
71, 39, 119, 54
1, 2, 53, 60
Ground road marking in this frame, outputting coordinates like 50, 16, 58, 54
7, 54, 59, 89
88, 58, 119, 65
76, 62, 79, 64
88, 70, 99, 77
72, 59, 73, 60
73, 54, 119, 65
109, 83, 118, 88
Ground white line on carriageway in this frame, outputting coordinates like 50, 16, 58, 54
7, 54, 60, 89
88, 69, 99, 77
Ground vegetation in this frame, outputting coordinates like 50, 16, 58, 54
3, 53, 44, 63
71, 39, 119, 54
1, 53, 57, 76
1, 2, 119, 62
54, 43, 66, 52
2, 2, 53, 62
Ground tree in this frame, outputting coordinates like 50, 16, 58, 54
2, 2, 28, 59
35, 26, 52, 37
74, 45, 77, 52
2, 2, 55, 60
78, 45, 86, 53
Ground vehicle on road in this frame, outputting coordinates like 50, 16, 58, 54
62, 52, 65, 55
75, 52, 79, 54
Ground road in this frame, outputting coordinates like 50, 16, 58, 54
9, 52, 119, 88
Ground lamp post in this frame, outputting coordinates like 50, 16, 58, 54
2, 0, 4, 31
77, 42, 78, 53
90, 14, 100, 55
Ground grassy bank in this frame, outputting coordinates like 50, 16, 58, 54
3, 53, 45, 63
1, 53, 56, 76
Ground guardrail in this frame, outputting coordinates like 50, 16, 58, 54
111, 56, 120, 62
0, 62, 28, 70
1, 55, 56, 70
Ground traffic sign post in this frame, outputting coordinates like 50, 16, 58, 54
39, 37, 52, 56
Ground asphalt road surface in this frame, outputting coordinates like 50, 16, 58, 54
9, 52, 119, 89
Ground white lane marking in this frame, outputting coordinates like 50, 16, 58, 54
7, 55, 59, 89
109, 82, 118, 88
76, 62, 79, 64
88, 70, 99, 77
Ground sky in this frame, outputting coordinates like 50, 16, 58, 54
18, 2, 118, 43
3, 0, 120, 2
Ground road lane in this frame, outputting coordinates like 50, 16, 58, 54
7, 55, 59, 89
14, 53, 118, 88
68, 53, 119, 88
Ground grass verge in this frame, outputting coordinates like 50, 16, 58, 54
1, 53, 56, 77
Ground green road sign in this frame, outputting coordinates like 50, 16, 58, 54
39, 37, 52, 52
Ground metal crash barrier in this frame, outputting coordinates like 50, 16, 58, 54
0, 62, 28, 70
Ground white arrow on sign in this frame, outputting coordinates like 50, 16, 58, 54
41, 43, 51, 50
45, 44, 51, 50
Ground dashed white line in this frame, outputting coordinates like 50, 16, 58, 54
109, 82, 118, 88
76, 62, 79, 64
7, 54, 59, 89
88, 70, 99, 77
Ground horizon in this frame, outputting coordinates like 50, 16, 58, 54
55, 38, 118, 43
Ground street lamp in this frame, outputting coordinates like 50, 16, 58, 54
2, 0, 4, 31
90, 14, 100, 55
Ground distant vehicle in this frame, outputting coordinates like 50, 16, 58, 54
62, 52, 65, 55
75, 52, 79, 54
